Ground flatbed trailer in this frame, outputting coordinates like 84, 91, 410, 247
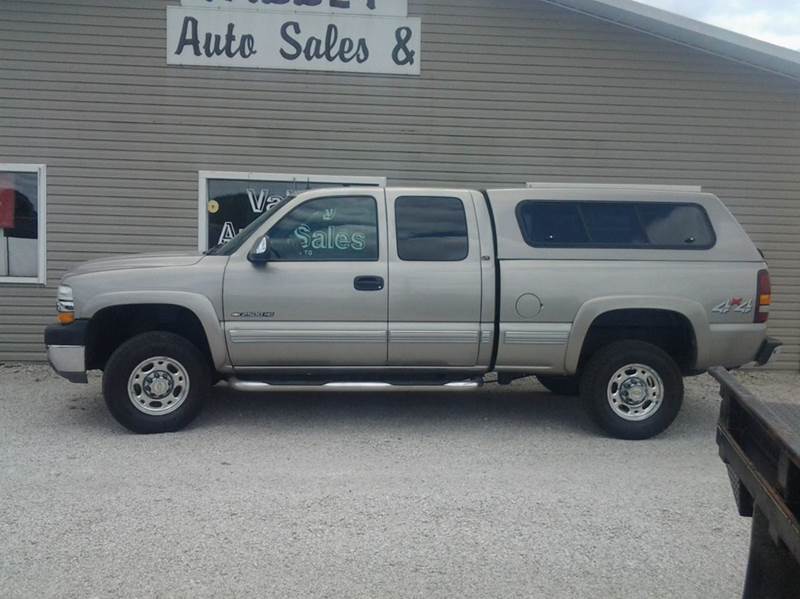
711, 367, 800, 599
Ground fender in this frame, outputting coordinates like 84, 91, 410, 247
564, 296, 709, 374
80, 291, 229, 369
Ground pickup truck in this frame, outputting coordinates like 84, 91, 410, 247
44, 186, 781, 438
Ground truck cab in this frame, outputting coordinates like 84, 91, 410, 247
220, 188, 495, 371
45, 185, 781, 438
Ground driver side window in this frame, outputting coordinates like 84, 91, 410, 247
267, 196, 379, 261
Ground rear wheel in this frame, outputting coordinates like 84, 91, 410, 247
580, 340, 683, 440
103, 332, 210, 434
537, 375, 580, 396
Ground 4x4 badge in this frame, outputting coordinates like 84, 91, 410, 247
712, 298, 753, 315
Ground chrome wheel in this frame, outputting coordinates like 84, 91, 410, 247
606, 363, 664, 422
127, 356, 190, 416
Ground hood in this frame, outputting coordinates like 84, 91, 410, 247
64, 252, 205, 276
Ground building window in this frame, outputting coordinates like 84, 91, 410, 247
0, 165, 46, 284
516, 201, 715, 249
395, 196, 469, 261
198, 171, 386, 251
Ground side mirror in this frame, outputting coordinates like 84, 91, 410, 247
247, 234, 272, 264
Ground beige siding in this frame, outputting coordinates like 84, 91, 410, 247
0, 0, 798, 369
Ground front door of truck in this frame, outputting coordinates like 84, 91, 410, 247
386, 191, 483, 367
223, 190, 388, 368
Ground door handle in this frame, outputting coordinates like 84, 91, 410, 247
354, 276, 384, 291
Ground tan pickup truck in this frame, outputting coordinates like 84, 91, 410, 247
45, 186, 781, 438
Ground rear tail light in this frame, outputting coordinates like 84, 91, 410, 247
755, 269, 771, 324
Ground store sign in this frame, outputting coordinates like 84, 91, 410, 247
208, 183, 292, 248
167, 0, 421, 75
180, 0, 407, 17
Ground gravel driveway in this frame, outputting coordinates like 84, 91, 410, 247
1, 364, 798, 598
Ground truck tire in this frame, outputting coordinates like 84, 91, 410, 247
537, 375, 581, 396
102, 331, 210, 434
580, 340, 683, 440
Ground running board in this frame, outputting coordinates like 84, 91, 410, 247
224, 378, 483, 393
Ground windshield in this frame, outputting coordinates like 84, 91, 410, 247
207, 209, 274, 256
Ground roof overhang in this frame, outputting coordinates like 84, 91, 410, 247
543, 0, 800, 82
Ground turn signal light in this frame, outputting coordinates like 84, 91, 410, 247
57, 312, 75, 325
755, 269, 771, 324
56, 285, 75, 325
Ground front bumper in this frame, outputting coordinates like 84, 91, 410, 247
44, 320, 89, 383
755, 337, 783, 366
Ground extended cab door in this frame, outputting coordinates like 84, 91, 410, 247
222, 190, 388, 368
385, 190, 487, 367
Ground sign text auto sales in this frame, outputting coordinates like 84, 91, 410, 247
167, 0, 421, 75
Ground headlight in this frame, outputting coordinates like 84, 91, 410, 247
57, 285, 75, 324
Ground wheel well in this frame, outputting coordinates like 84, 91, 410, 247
86, 304, 213, 371
578, 309, 697, 374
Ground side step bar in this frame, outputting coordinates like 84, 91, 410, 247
225, 378, 483, 393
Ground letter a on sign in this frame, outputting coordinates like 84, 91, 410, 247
0, 176, 15, 229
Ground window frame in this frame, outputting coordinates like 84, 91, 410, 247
515, 199, 717, 251
394, 195, 470, 262
198, 171, 386, 252
266, 194, 381, 263
0, 163, 47, 285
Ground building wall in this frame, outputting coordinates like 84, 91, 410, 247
1, 0, 799, 369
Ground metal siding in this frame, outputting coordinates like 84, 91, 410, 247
0, 0, 798, 370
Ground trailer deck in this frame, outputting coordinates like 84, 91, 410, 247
711, 367, 800, 599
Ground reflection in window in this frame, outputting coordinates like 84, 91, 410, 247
268, 196, 379, 261
638, 204, 715, 247
581, 203, 646, 245
395, 196, 469, 261
204, 176, 382, 250
0, 170, 41, 280
518, 202, 588, 245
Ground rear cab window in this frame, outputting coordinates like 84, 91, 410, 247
516, 200, 716, 249
395, 196, 469, 261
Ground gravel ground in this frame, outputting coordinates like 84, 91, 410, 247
1, 364, 798, 599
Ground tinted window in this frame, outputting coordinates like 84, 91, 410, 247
268, 196, 378, 261
517, 202, 588, 245
581, 203, 646, 245
395, 196, 469, 261
517, 201, 715, 249
638, 204, 715, 247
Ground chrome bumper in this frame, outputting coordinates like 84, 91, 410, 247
47, 345, 88, 383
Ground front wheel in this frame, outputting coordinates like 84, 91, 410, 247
102, 332, 210, 434
580, 340, 684, 440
